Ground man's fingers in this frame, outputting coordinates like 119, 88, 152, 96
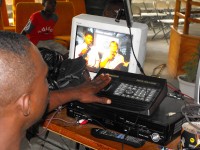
94, 97, 112, 104
93, 74, 111, 85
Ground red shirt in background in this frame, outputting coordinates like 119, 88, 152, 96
23, 10, 58, 45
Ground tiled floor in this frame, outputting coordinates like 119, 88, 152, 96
20, 30, 179, 150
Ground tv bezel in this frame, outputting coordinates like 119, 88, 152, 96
194, 59, 200, 104
69, 14, 148, 78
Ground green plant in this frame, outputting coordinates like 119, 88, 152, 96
182, 44, 200, 83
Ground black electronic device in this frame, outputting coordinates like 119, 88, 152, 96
67, 97, 186, 145
94, 68, 168, 116
91, 128, 146, 148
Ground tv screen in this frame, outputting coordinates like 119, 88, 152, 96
69, 14, 148, 78
74, 25, 132, 72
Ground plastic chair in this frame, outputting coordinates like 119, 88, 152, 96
131, 4, 143, 22
143, 0, 155, 12
152, 1, 169, 41
168, 1, 176, 16
140, 0, 158, 34
132, 0, 146, 12
15, 2, 43, 33
12, 0, 35, 25
152, 0, 184, 43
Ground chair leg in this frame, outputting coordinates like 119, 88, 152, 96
75, 143, 93, 150
40, 130, 50, 148
151, 21, 163, 40
75, 142, 80, 150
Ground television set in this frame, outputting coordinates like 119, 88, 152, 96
69, 14, 148, 79
194, 59, 200, 104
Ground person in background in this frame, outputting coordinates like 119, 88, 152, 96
103, 0, 125, 20
21, 0, 68, 55
75, 32, 100, 69
100, 41, 128, 70
0, 31, 111, 150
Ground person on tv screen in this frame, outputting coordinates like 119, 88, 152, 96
100, 41, 128, 70
0, 31, 112, 150
21, 0, 68, 55
75, 32, 100, 69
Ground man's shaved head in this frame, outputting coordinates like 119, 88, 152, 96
0, 31, 35, 106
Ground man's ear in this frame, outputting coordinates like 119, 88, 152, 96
17, 94, 31, 117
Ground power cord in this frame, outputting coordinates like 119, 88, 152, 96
128, 27, 146, 75
181, 104, 200, 131
151, 64, 166, 78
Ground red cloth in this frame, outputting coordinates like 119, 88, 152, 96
26, 11, 57, 45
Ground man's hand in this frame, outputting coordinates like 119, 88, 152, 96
77, 74, 112, 104
80, 48, 88, 56
48, 74, 111, 111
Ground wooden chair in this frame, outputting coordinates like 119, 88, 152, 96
0, 7, 4, 30
54, 1, 75, 48
12, 0, 35, 25
15, 1, 74, 48
0, 0, 15, 32
68, 0, 86, 16
15, 2, 43, 33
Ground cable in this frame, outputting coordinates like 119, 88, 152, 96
121, 128, 131, 150
167, 82, 194, 100
128, 27, 146, 75
181, 104, 200, 131
121, 108, 141, 150
151, 64, 166, 78
114, 7, 146, 75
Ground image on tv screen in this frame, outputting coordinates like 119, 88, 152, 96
74, 25, 132, 73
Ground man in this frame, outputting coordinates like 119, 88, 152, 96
0, 31, 111, 150
100, 41, 127, 70
21, 0, 68, 55
75, 32, 100, 69
103, 0, 125, 20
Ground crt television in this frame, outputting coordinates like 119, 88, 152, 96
195, 58, 200, 104
69, 14, 148, 78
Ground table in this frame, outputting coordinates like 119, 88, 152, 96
43, 108, 181, 150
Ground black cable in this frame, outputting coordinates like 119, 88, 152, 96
128, 27, 146, 75
121, 128, 131, 150
115, 8, 146, 75
181, 104, 200, 131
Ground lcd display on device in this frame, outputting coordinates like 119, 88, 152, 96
74, 25, 132, 73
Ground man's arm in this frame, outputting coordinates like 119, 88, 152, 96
21, 19, 34, 35
21, 30, 27, 35
48, 74, 111, 111
100, 57, 109, 68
